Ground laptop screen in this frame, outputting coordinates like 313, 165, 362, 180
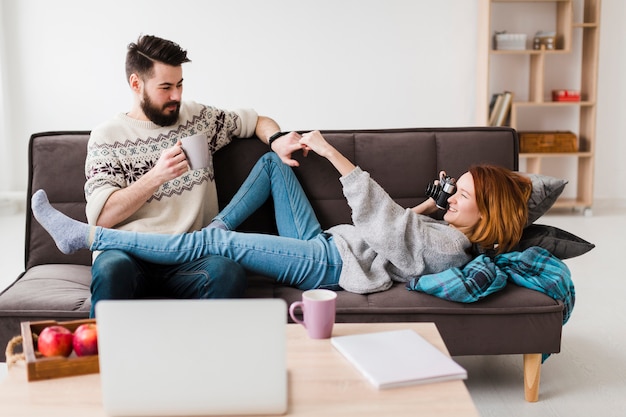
96, 299, 288, 416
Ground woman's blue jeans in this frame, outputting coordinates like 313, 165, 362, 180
91, 153, 343, 291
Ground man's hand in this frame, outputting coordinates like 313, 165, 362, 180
151, 140, 190, 183
270, 131, 307, 167
95, 141, 188, 228
255, 116, 307, 167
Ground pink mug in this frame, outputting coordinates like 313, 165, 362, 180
289, 289, 337, 339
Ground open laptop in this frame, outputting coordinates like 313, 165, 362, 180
95, 299, 288, 416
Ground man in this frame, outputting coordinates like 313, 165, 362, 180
84, 34, 302, 317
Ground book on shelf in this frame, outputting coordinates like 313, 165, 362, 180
330, 329, 467, 389
487, 93, 500, 125
488, 91, 513, 127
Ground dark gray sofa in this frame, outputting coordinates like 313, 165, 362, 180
0, 128, 566, 401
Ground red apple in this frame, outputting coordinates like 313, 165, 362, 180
73, 323, 98, 356
37, 325, 73, 357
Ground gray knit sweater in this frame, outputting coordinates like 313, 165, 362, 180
328, 167, 472, 294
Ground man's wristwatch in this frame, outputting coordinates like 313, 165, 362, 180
268, 131, 289, 150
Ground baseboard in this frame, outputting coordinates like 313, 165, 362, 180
591, 198, 626, 209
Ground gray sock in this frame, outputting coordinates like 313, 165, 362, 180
31, 189, 91, 254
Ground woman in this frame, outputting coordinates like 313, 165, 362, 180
32, 130, 532, 294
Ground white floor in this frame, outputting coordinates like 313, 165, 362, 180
459, 205, 626, 417
1, 205, 625, 416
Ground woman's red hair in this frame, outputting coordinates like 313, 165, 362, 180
466, 165, 532, 254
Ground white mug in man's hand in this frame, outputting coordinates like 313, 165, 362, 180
180, 134, 209, 170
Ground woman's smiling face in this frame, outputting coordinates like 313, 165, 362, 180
443, 172, 481, 233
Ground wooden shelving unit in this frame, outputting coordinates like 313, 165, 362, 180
486, 0, 601, 214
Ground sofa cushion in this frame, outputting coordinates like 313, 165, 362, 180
525, 173, 568, 225
0, 265, 92, 314
26, 132, 92, 270
0, 265, 92, 356
514, 224, 595, 260
244, 276, 564, 356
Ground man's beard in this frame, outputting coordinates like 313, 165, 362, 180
141, 92, 181, 127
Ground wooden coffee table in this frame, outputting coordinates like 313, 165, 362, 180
0, 322, 479, 416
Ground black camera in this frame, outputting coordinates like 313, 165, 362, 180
425, 174, 457, 210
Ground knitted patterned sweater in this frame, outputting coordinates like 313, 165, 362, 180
85, 101, 258, 235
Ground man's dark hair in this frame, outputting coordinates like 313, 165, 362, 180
125, 35, 191, 83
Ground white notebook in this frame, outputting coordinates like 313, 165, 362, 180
331, 329, 467, 389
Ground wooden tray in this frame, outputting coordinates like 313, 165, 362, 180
20, 318, 99, 381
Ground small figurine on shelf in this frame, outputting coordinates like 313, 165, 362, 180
533, 31, 556, 50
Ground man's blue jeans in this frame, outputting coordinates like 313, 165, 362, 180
90, 248, 246, 318
91, 153, 343, 293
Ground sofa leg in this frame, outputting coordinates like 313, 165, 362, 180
523, 353, 541, 402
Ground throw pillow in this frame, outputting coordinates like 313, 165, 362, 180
513, 224, 595, 259
525, 173, 568, 226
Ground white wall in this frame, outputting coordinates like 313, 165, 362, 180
596, 0, 626, 205
0, 0, 624, 205
0, 0, 479, 192
0, 1, 11, 195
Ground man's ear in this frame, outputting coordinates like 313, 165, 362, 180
129, 73, 142, 93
